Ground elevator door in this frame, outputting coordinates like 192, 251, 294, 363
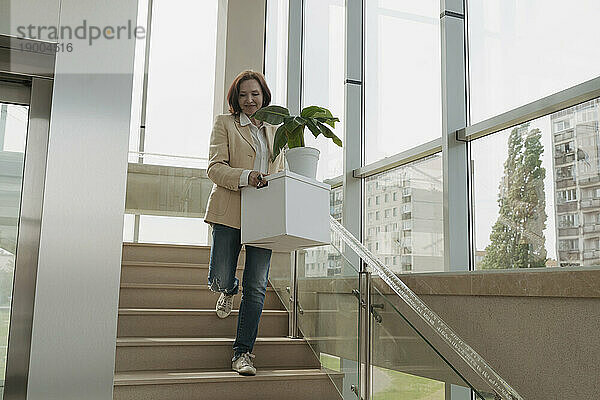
0, 80, 31, 392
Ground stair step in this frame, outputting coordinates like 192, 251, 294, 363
120, 262, 232, 285
117, 309, 288, 338
119, 284, 284, 310
122, 243, 219, 264
113, 369, 342, 400
115, 337, 319, 372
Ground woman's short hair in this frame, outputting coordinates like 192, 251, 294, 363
227, 70, 271, 115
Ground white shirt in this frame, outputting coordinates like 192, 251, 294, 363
239, 112, 269, 187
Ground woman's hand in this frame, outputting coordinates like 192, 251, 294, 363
248, 171, 268, 188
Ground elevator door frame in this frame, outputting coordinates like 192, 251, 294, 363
0, 35, 55, 400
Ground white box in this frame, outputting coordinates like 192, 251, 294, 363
241, 170, 331, 252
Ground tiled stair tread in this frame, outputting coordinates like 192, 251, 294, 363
120, 283, 275, 291
121, 261, 243, 269
116, 337, 308, 347
114, 368, 340, 386
118, 308, 288, 316
123, 243, 212, 250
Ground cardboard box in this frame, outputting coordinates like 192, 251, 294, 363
241, 170, 331, 251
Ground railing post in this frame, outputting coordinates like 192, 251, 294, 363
288, 251, 300, 339
358, 268, 371, 400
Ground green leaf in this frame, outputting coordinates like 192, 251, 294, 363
301, 106, 328, 119
282, 116, 301, 134
306, 118, 322, 138
315, 116, 340, 129
252, 105, 290, 125
272, 125, 289, 161
287, 125, 305, 148
316, 121, 343, 147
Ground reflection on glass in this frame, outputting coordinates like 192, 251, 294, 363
265, 0, 289, 106
468, 0, 600, 123
365, 0, 442, 162
472, 98, 600, 268
0, 103, 29, 385
363, 155, 443, 273
302, 0, 345, 181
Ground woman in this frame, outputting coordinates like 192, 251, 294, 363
204, 70, 284, 376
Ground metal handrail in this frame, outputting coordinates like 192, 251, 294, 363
329, 216, 523, 400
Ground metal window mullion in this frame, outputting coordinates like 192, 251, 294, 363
287, 0, 303, 115
345, 0, 366, 398
284, 0, 303, 339
441, 0, 470, 272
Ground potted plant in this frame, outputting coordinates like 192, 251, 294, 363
252, 105, 342, 179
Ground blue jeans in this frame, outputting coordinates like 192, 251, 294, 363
208, 223, 272, 358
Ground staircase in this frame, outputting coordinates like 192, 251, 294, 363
113, 243, 342, 400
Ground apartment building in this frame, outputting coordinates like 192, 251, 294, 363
551, 99, 600, 267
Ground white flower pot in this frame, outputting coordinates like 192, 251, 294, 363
285, 147, 320, 179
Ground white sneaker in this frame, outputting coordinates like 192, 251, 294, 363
216, 293, 234, 319
232, 352, 256, 376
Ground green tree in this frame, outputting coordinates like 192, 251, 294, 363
480, 124, 547, 269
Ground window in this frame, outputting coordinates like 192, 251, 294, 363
368, 198, 372, 207
302, 0, 345, 180
363, 155, 443, 273
471, 98, 600, 269
553, 120, 571, 132
393, 192, 398, 201
385, 193, 389, 203
142, 0, 218, 166
555, 141, 574, 155
376, 211, 380, 221
265, 0, 289, 105
559, 214, 579, 228
376, 196, 380, 205
468, 1, 600, 123
558, 189, 577, 203
559, 239, 579, 251
364, 0, 441, 162
128, 0, 219, 246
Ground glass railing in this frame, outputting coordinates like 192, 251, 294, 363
270, 216, 523, 400
330, 216, 522, 400
122, 154, 212, 245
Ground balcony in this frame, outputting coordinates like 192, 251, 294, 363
556, 202, 578, 212
553, 130, 574, 142
578, 175, 600, 187
583, 249, 600, 260
556, 178, 576, 189
580, 198, 600, 209
558, 227, 579, 237
583, 223, 600, 234
554, 153, 575, 165
558, 250, 580, 261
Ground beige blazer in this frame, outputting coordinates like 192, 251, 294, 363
204, 113, 285, 229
